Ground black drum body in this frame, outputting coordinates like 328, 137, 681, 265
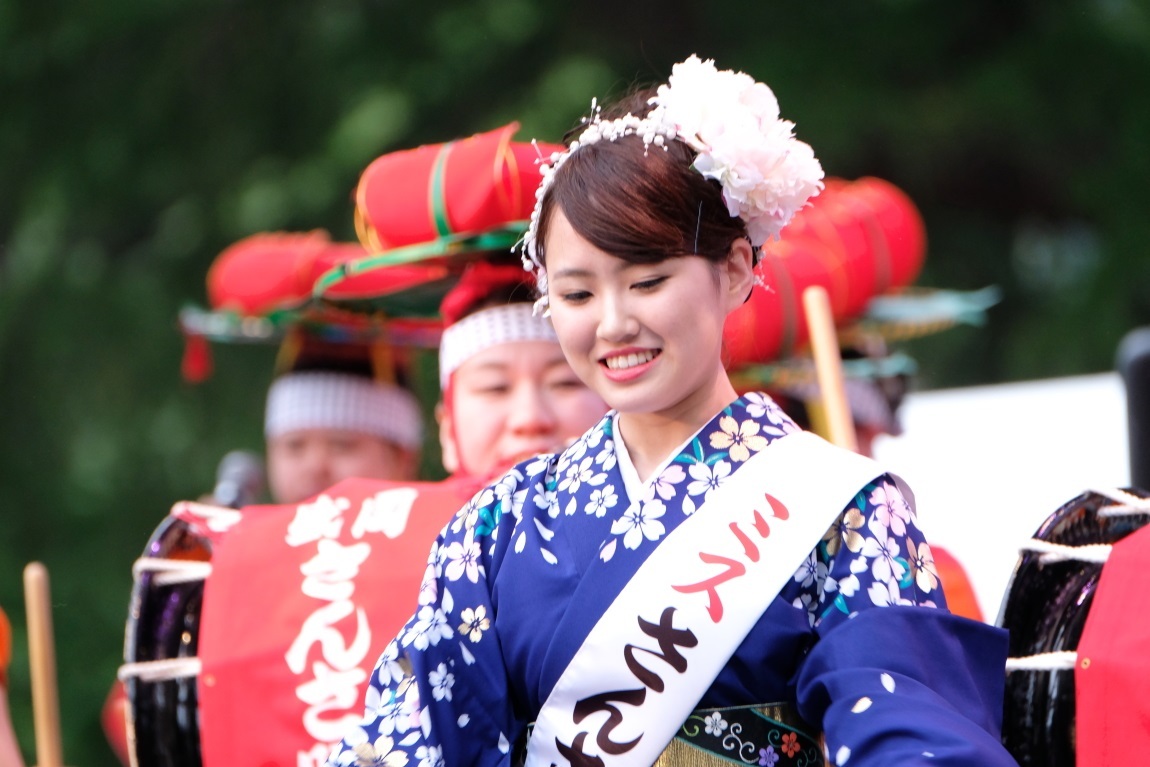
124, 516, 210, 767
996, 488, 1150, 766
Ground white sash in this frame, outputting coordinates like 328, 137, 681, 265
526, 431, 899, 767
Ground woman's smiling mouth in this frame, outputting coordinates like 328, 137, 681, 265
601, 349, 661, 374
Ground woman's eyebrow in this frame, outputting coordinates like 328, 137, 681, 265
553, 261, 658, 279
543, 356, 576, 371
549, 267, 594, 279
464, 361, 511, 373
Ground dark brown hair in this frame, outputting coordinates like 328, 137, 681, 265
534, 88, 749, 267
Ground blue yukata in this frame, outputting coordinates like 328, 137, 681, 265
327, 393, 1014, 766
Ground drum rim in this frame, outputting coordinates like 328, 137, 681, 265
997, 487, 1150, 765
124, 516, 211, 767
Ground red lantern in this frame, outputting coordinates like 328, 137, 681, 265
723, 177, 927, 368
354, 122, 562, 254
206, 231, 449, 316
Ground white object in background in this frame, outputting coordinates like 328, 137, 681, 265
872, 373, 1129, 622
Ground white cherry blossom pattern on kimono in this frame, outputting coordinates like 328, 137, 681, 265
401, 605, 453, 651
708, 415, 769, 463
869, 479, 914, 537
555, 419, 607, 476
794, 551, 830, 590
651, 464, 686, 501
456, 605, 491, 643
503, 470, 562, 563
742, 392, 800, 432
821, 504, 867, 558
610, 496, 667, 550
558, 455, 607, 495
359, 675, 423, 741
584, 484, 620, 518
442, 529, 483, 584
370, 639, 409, 689
906, 538, 940, 593
685, 459, 732, 500
450, 486, 494, 536
861, 521, 906, 586
413, 744, 444, 767
428, 663, 454, 702
867, 576, 906, 608
492, 470, 528, 521
332, 731, 409, 767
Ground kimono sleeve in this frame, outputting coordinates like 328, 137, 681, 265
791, 474, 1016, 765
325, 483, 522, 767
796, 606, 1014, 765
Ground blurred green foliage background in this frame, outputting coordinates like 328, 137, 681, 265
3, 0, 1150, 763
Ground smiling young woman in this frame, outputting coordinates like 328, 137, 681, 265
543, 209, 751, 480
325, 57, 1016, 767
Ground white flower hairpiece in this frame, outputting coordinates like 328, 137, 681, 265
520, 55, 825, 313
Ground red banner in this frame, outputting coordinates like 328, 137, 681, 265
189, 477, 473, 766
1075, 522, 1150, 766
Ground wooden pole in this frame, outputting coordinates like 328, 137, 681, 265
801, 285, 859, 453
23, 562, 64, 767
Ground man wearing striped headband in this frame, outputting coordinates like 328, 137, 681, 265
264, 342, 424, 504
435, 262, 606, 481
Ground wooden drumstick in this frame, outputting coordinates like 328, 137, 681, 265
802, 285, 859, 453
24, 562, 65, 767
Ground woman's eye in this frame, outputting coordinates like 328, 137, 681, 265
549, 377, 586, 391
633, 276, 667, 291
560, 290, 592, 303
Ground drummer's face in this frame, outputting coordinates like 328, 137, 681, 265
266, 428, 417, 504
439, 340, 607, 479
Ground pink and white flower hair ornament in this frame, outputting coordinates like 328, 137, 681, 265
519, 55, 825, 314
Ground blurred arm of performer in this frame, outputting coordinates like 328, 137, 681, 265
0, 606, 27, 767
434, 263, 607, 484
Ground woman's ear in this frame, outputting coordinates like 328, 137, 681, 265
724, 238, 757, 312
435, 401, 459, 474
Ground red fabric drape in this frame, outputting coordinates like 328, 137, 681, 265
1075, 523, 1150, 766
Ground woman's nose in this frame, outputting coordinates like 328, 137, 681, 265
596, 294, 638, 342
507, 383, 559, 435
300, 443, 333, 477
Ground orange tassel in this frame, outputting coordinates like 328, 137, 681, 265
274, 329, 304, 376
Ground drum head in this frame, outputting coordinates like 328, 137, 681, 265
124, 516, 211, 767
997, 488, 1150, 766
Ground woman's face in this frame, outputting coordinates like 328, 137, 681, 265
266, 428, 416, 504
439, 339, 607, 478
544, 210, 753, 422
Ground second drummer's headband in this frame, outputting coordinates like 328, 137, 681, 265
438, 304, 558, 389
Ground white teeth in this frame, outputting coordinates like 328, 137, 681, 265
604, 350, 657, 370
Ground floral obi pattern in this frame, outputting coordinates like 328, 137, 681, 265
655, 705, 826, 767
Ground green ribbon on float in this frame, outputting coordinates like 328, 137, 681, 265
428, 139, 455, 238
312, 224, 528, 300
